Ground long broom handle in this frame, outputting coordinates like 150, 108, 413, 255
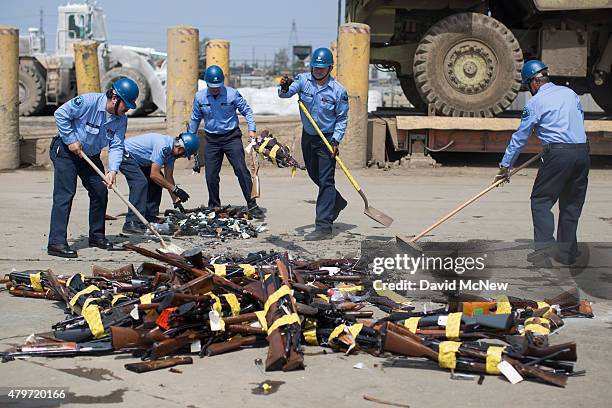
80, 152, 167, 246
298, 100, 362, 192
411, 152, 544, 243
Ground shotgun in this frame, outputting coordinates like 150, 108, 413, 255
415, 313, 515, 331
382, 322, 566, 387
426, 340, 568, 387
259, 264, 304, 371
149, 329, 211, 360
1, 340, 112, 362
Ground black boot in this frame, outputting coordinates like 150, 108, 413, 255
248, 205, 265, 220
331, 200, 347, 222
304, 229, 332, 241
47, 244, 78, 258
89, 238, 114, 250
122, 221, 146, 234
527, 249, 553, 268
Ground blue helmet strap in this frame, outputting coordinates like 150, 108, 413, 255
175, 136, 186, 157
529, 72, 547, 95
112, 91, 121, 116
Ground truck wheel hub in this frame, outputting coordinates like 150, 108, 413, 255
19, 82, 27, 102
445, 40, 496, 94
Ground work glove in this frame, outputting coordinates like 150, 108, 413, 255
493, 165, 510, 184
192, 154, 201, 174
330, 140, 340, 158
173, 201, 186, 213
172, 186, 190, 203
280, 75, 293, 93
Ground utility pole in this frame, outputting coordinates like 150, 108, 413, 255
39, 7, 46, 51
288, 19, 298, 76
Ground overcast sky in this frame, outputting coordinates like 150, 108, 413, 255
1, 0, 343, 63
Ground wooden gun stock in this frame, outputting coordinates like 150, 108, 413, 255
111, 326, 169, 350
9, 287, 62, 301
206, 335, 258, 356
227, 325, 266, 336
124, 356, 193, 373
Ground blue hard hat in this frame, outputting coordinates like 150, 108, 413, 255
205, 65, 225, 88
112, 77, 139, 109
178, 132, 200, 158
521, 60, 548, 84
310, 47, 333, 68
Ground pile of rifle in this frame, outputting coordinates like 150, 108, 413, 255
1, 245, 593, 386
158, 206, 266, 239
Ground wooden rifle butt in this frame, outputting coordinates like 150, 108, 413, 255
124, 356, 193, 373
206, 335, 258, 356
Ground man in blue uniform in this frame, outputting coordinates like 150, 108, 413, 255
188, 65, 264, 219
278, 47, 349, 240
496, 60, 590, 266
48, 78, 139, 258
119, 132, 200, 234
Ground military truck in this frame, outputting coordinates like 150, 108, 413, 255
18, 1, 167, 116
346, 0, 612, 116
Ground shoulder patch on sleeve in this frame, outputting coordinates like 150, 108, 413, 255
161, 146, 171, 156
235, 91, 242, 98
341, 92, 348, 102
521, 107, 530, 119
72, 96, 83, 107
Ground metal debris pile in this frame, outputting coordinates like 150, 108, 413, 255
151, 206, 267, 240
2, 245, 593, 386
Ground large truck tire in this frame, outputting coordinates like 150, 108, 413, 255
398, 75, 427, 111
589, 73, 612, 115
413, 13, 522, 117
19, 63, 46, 116
101, 67, 151, 117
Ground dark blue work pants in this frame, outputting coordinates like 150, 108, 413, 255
204, 128, 255, 208
530, 143, 590, 258
48, 136, 108, 246
301, 129, 347, 232
119, 154, 163, 223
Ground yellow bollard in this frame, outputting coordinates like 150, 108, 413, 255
206, 39, 230, 84
73, 41, 101, 94
337, 23, 370, 168
330, 40, 337, 78
166, 26, 199, 137
0, 26, 19, 170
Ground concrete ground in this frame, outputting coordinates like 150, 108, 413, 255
0, 163, 611, 408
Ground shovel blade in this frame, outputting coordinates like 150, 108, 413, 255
395, 235, 424, 255
158, 241, 185, 255
251, 176, 260, 199
364, 206, 394, 227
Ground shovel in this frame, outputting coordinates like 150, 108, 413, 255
247, 139, 260, 199
298, 100, 393, 227
80, 152, 184, 254
396, 152, 544, 253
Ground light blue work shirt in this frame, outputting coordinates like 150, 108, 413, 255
278, 73, 349, 143
124, 133, 177, 169
54, 93, 127, 172
501, 83, 587, 168
189, 87, 256, 135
